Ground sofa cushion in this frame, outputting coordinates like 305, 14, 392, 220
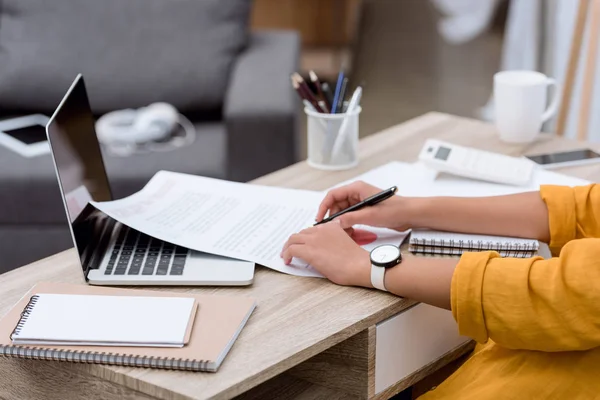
0, 0, 251, 114
107, 122, 227, 199
0, 226, 73, 274
0, 121, 227, 225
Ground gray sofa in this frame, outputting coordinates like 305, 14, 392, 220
0, 1, 301, 273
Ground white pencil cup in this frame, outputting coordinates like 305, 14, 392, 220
305, 106, 361, 170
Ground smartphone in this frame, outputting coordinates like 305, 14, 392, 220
526, 149, 600, 169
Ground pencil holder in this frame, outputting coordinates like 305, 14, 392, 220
305, 106, 361, 170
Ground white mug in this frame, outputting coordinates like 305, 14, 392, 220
493, 70, 560, 143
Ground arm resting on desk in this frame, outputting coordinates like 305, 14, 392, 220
407, 191, 551, 244
395, 185, 600, 350
285, 184, 600, 345
407, 184, 600, 255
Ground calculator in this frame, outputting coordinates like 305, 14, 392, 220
417, 139, 536, 186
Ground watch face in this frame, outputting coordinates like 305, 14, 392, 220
370, 245, 400, 267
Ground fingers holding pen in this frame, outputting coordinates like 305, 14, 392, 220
315, 181, 378, 222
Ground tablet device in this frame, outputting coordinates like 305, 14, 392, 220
0, 114, 50, 157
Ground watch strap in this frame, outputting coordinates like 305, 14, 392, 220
371, 264, 387, 291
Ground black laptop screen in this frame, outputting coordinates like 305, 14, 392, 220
46, 75, 113, 277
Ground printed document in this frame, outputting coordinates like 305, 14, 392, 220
342, 161, 590, 197
92, 172, 407, 277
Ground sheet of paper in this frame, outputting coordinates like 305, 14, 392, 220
338, 161, 591, 197
92, 171, 325, 277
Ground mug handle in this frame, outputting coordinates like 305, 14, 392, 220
541, 78, 560, 123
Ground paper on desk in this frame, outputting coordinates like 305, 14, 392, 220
340, 161, 591, 197
91, 171, 324, 277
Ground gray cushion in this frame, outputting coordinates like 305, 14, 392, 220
0, 226, 73, 274
107, 122, 227, 199
0, 121, 226, 224
0, 0, 251, 113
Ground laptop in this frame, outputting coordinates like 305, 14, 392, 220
45, 74, 255, 286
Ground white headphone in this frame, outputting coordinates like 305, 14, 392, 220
96, 102, 196, 156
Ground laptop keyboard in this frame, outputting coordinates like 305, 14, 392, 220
104, 226, 188, 276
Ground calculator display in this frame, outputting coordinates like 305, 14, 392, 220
434, 146, 451, 161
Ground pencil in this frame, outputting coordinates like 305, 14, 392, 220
291, 76, 311, 104
293, 72, 324, 111
291, 75, 323, 112
309, 70, 329, 112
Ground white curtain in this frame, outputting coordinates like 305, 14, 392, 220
553, 0, 600, 142
430, 0, 503, 45
431, 0, 600, 142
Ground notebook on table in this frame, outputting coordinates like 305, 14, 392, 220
10, 294, 197, 348
408, 230, 539, 258
0, 282, 256, 372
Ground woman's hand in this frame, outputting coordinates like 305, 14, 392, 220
280, 220, 371, 287
280, 219, 457, 309
316, 181, 413, 231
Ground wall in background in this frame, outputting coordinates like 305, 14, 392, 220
251, 0, 363, 80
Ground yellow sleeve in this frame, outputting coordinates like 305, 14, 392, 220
540, 184, 600, 255
452, 239, 600, 351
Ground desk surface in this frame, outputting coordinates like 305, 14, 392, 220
2, 112, 599, 400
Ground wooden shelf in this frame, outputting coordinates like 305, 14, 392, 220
251, 0, 362, 77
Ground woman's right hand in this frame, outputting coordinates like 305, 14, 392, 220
316, 181, 414, 231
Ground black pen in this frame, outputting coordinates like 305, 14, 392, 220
314, 186, 398, 226
321, 82, 334, 108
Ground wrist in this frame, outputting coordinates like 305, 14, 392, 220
350, 250, 373, 288
400, 196, 431, 230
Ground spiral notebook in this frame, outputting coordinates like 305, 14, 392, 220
9, 294, 197, 347
409, 230, 539, 258
0, 282, 256, 372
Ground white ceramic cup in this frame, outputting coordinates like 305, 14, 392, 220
493, 70, 560, 143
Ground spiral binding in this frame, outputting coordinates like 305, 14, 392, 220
9, 295, 40, 341
408, 244, 536, 258
0, 345, 211, 372
410, 237, 538, 252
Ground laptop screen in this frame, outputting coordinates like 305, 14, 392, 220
46, 74, 113, 277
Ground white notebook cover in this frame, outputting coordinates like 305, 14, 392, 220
10, 294, 197, 347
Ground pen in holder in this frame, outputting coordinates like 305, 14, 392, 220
305, 104, 361, 170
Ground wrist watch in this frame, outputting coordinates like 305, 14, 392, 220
370, 244, 402, 291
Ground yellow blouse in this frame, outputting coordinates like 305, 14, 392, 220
419, 184, 600, 400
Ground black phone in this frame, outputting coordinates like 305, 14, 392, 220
526, 149, 600, 168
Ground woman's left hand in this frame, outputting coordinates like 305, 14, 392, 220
280, 220, 371, 287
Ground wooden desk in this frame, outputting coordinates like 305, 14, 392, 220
1, 113, 599, 400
